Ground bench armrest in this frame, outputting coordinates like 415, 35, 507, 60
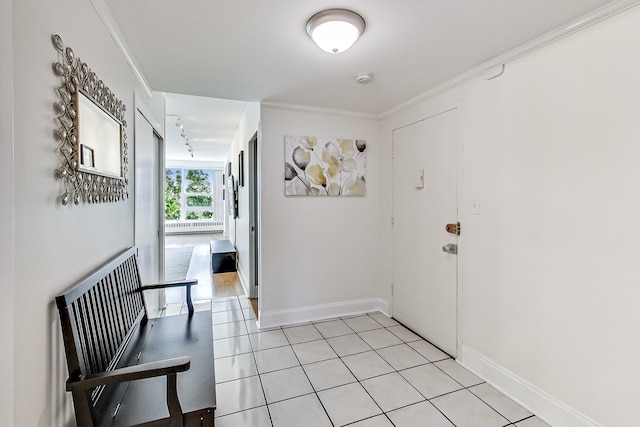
141, 279, 198, 314
67, 356, 190, 426
66, 356, 191, 391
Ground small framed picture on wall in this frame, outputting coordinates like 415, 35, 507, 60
81, 144, 95, 168
238, 150, 244, 186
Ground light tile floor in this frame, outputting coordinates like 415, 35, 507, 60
166, 296, 552, 427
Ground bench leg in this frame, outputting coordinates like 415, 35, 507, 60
186, 285, 194, 315
167, 373, 184, 427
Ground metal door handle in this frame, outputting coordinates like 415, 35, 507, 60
442, 243, 457, 255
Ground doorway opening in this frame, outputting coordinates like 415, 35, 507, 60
159, 93, 260, 320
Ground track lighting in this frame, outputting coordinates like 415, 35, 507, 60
175, 117, 194, 157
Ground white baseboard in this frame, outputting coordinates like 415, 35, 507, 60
458, 345, 603, 427
258, 298, 391, 329
236, 267, 250, 298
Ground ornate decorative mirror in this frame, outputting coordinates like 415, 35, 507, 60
51, 34, 129, 205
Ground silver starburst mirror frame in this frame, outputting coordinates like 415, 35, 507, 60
51, 34, 129, 205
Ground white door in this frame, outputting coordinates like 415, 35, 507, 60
135, 109, 162, 313
392, 108, 459, 356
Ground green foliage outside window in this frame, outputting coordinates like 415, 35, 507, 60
166, 168, 215, 221
186, 169, 212, 193
186, 196, 212, 207
185, 169, 213, 220
185, 211, 213, 220
165, 168, 182, 220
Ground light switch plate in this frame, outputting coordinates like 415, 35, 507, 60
471, 197, 480, 215
414, 169, 424, 188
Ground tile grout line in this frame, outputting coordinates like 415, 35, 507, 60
213, 296, 275, 425
281, 321, 336, 426
239, 295, 276, 427
357, 313, 458, 427
466, 383, 532, 425
211, 305, 542, 427
319, 315, 404, 426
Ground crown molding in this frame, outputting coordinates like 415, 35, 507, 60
380, 0, 640, 120
89, 0, 153, 98
261, 101, 379, 121
88, 0, 640, 119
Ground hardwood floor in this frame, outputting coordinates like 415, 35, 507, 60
249, 297, 258, 318
165, 232, 258, 319
212, 272, 244, 298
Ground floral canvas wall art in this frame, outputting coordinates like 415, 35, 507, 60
284, 135, 367, 196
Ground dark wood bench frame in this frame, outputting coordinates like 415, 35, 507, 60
55, 247, 215, 427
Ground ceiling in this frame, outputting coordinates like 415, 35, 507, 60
164, 92, 249, 162
103, 0, 623, 161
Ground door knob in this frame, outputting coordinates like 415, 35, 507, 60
442, 243, 458, 255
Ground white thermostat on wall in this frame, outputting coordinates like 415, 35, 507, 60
414, 169, 424, 188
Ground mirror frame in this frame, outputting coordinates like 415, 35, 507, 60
51, 34, 129, 205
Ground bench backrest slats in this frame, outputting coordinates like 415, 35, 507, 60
103, 272, 124, 346
98, 279, 121, 367
100, 276, 121, 359
87, 287, 106, 373
73, 295, 94, 375
56, 247, 147, 381
121, 255, 145, 322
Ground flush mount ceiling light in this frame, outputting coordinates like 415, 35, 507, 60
306, 8, 366, 54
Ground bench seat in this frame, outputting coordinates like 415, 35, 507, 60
110, 311, 215, 426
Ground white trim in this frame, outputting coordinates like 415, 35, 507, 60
89, 0, 153, 98
237, 264, 250, 298
89, 0, 639, 122
258, 298, 390, 329
0, 0, 15, 423
379, 0, 640, 119
134, 92, 163, 137
261, 101, 378, 121
454, 101, 464, 359
458, 345, 604, 427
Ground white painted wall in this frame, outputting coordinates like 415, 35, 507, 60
383, 5, 640, 425
259, 106, 389, 326
1, 0, 15, 424
229, 104, 259, 295
12, 0, 145, 425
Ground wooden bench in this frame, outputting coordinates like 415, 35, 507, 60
55, 247, 216, 427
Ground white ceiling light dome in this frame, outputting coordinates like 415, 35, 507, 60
306, 9, 366, 54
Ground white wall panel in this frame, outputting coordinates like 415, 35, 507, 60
259, 106, 388, 320
12, 0, 144, 424
0, 0, 15, 424
229, 103, 259, 295
383, 5, 640, 425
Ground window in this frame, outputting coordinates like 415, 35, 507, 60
184, 169, 213, 219
165, 168, 223, 222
